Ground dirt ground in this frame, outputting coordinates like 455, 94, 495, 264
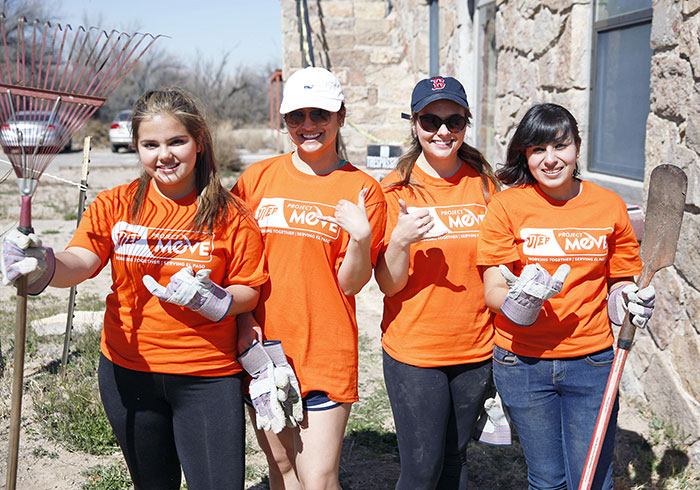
0, 151, 694, 489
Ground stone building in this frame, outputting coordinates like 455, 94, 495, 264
280, 0, 700, 465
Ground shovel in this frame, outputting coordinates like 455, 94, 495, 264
578, 164, 688, 490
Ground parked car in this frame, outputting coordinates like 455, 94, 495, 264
0, 111, 72, 153
109, 110, 133, 152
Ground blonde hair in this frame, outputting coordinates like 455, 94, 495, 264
388, 109, 500, 201
127, 87, 246, 232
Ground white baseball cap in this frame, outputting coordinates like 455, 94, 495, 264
279, 67, 344, 115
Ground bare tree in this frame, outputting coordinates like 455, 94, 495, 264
97, 47, 187, 121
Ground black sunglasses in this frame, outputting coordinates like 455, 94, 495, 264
417, 114, 468, 133
284, 109, 332, 128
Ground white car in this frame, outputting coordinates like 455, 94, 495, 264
0, 111, 72, 153
109, 110, 132, 152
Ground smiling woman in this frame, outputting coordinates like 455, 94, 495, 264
375, 76, 501, 490
232, 67, 387, 490
1, 86, 269, 489
136, 113, 200, 200
477, 103, 654, 490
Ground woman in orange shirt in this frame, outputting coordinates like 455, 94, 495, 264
477, 103, 655, 489
375, 76, 499, 489
2, 88, 267, 489
233, 67, 386, 490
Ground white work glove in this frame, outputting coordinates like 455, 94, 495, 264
473, 393, 512, 446
263, 340, 303, 427
142, 266, 232, 322
499, 263, 571, 326
608, 283, 656, 329
1, 229, 55, 295
238, 341, 287, 434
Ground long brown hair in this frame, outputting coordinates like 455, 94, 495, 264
389, 109, 500, 201
127, 88, 246, 233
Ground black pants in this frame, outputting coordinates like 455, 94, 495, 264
98, 354, 245, 490
383, 349, 492, 490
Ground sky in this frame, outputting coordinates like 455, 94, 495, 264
58, 0, 283, 72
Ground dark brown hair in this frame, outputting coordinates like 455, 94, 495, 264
498, 103, 581, 187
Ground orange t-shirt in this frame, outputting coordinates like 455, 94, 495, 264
67, 181, 268, 376
233, 153, 387, 403
476, 181, 642, 358
380, 163, 495, 367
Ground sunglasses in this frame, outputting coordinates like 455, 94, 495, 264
417, 114, 468, 133
284, 109, 332, 128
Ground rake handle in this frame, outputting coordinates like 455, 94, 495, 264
18, 196, 32, 234
5, 276, 27, 490
5, 194, 34, 490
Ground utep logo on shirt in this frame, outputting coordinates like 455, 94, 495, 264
521, 227, 613, 257
408, 204, 486, 239
255, 197, 340, 240
112, 221, 214, 263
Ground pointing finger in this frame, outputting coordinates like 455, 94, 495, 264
398, 198, 408, 216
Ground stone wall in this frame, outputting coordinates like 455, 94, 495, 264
280, 0, 473, 165
281, 0, 700, 466
493, 0, 592, 164
624, 0, 700, 464
487, 0, 700, 464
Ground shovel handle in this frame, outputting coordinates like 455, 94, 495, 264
616, 256, 657, 350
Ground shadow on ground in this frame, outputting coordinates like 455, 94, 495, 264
614, 428, 691, 489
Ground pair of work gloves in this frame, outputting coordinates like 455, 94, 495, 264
2, 230, 232, 322
238, 340, 303, 434
499, 263, 656, 329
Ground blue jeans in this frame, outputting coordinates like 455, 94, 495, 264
383, 349, 493, 490
492, 345, 617, 490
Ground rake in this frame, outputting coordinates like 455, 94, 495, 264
0, 15, 159, 489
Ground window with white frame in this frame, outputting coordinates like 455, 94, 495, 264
590, 0, 653, 181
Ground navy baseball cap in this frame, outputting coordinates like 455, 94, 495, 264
409, 76, 469, 114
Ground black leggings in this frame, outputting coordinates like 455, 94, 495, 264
383, 350, 492, 490
98, 354, 245, 490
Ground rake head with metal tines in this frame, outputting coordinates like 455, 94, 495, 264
0, 15, 160, 229
0, 15, 160, 490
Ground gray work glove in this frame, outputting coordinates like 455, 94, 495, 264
499, 263, 570, 326
143, 266, 233, 322
264, 340, 303, 427
608, 283, 655, 329
238, 341, 287, 434
1, 229, 55, 295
